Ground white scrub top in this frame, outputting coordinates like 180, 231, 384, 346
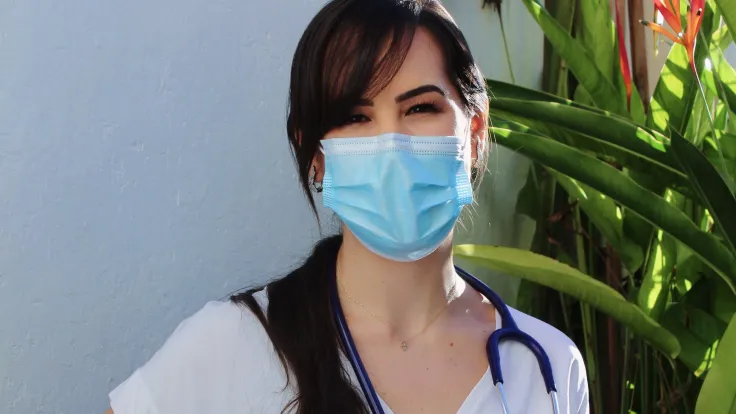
110, 289, 589, 413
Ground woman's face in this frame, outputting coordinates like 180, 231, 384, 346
319, 27, 486, 170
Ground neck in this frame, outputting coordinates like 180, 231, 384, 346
336, 228, 460, 337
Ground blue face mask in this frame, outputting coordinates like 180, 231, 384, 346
321, 133, 473, 262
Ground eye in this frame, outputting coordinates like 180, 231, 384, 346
341, 114, 370, 126
406, 102, 441, 115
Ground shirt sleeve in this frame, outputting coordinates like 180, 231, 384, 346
109, 300, 279, 414
109, 369, 159, 414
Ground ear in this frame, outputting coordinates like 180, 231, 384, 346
469, 110, 488, 163
311, 152, 325, 183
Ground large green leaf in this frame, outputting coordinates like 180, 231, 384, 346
577, 0, 615, 84
638, 229, 678, 320
689, 81, 718, 144
648, 45, 701, 136
671, 132, 736, 256
453, 244, 680, 357
487, 79, 614, 116
487, 79, 639, 125
491, 99, 685, 180
648, 45, 694, 135
493, 127, 736, 291
492, 98, 670, 150
703, 134, 736, 187
520, 0, 627, 116
648, 5, 716, 136
674, 243, 707, 295
551, 171, 644, 272
490, 119, 692, 193
662, 303, 726, 375
695, 315, 736, 414
706, 134, 736, 159
488, 78, 569, 104
713, 25, 734, 51
541, 0, 575, 95
713, 279, 736, 324
717, 101, 730, 130
628, 75, 648, 125
702, 41, 736, 114
713, 0, 736, 44
693, 276, 736, 324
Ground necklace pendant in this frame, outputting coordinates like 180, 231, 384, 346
401, 341, 408, 351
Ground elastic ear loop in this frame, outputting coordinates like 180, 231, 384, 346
310, 145, 326, 193
311, 165, 323, 193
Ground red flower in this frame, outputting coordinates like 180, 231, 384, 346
616, 2, 632, 108
641, 0, 705, 74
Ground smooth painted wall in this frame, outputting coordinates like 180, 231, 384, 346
0, 1, 538, 413
445, 0, 543, 302
0, 1, 330, 412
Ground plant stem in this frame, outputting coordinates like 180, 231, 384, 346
498, 12, 516, 85
558, 292, 572, 333
638, 339, 649, 413
656, 355, 675, 412
627, 0, 649, 108
668, 358, 692, 414
574, 205, 602, 413
642, 339, 649, 412
620, 329, 631, 414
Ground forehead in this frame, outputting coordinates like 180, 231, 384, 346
377, 28, 453, 98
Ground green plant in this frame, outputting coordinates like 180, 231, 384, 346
456, 0, 736, 412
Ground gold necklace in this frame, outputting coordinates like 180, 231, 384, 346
338, 278, 458, 351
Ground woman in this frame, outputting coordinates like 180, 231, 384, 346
108, 0, 589, 413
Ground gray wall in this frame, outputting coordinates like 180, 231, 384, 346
0, 1, 330, 412
0, 0, 536, 412
445, 0, 542, 302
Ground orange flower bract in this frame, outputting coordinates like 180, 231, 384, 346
641, 0, 705, 73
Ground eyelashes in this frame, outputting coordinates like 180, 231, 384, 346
339, 100, 443, 126
340, 114, 370, 126
406, 101, 441, 115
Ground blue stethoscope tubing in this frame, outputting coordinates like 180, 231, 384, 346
330, 265, 561, 414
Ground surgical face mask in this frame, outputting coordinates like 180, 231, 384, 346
321, 133, 473, 262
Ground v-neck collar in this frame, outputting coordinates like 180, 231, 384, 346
356, 308, 502, 414
379, 367, 492, 414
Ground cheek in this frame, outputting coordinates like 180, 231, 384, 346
410, 114, 456, 137
410, 104, 469, 138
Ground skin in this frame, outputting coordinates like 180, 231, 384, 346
107, 27, 493, 414
314, 28, 495, 413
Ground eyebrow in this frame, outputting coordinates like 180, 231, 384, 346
355, 84, 446, 106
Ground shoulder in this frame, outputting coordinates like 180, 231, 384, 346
142, 292, 275, 371
507, 307, 589, 413
110, 290, 292, 414
508, 307, 581, 361
159, 293, 272, 355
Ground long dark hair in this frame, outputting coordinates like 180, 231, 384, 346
231, 1, 488, 412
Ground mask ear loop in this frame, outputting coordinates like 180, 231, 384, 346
309, 165, 324, 193
309, 143, 326, 193
311, 165, 324, 193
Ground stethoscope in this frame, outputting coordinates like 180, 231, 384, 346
330, 265, 560, 414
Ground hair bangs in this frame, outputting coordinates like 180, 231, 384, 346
319, 5, 418, 129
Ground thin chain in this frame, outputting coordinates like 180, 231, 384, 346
338, 278, 458, 351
